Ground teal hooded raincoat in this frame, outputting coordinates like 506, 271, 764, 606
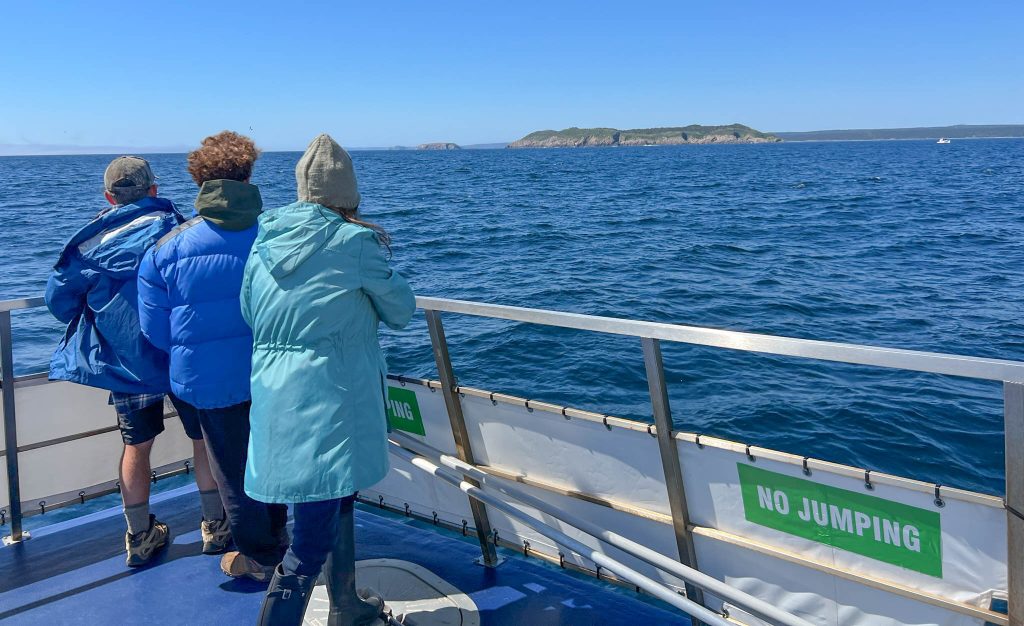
241, 201, 415, 504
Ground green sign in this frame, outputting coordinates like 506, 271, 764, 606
386, 386, 425, 436
737, 464, 942, 577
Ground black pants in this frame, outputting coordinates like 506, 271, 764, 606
195, 400, 288, 567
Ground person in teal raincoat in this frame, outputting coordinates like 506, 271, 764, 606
241, 134, 415, 626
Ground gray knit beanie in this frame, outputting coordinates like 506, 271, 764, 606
295, 133, 360, 210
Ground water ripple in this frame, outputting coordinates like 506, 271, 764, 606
2, 139, 1022, 494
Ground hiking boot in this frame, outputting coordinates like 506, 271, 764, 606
201, 517, 232, 555
220, 551, 275, 582
257, 564, 318, 626
125, 514, 169, 567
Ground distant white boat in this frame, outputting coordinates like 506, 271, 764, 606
937, 137, 951, 144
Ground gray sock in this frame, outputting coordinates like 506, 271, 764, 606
200, 489, 225, 522
124, 503, 150, 536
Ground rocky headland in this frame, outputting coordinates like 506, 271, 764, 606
508, 124, 780, 148
417, 142, 461, 150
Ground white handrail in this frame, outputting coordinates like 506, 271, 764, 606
416, 296, 1024, 382
6, 293, 1023, 381
391, 431, 815, 626
390, 443, 734, 626
0, 297, 45, 314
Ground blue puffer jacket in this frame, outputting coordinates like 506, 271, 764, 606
138, 180, 263, 409
46, 196, 185, 393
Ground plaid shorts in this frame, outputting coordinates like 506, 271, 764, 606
109, 392, 203, 445
108, 392, 165, 415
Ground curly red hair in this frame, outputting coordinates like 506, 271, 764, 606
187, 131, 260, 185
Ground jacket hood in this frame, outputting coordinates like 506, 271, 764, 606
61, 196, 181, 277
195, 179, 263, 231
255, 202, 337, 279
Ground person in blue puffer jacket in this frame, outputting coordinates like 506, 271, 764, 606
138, 132, 287, 582
46, 156, 225, 567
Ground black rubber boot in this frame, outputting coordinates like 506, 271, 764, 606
324, 497, 384, 626
257, 564, 318, 626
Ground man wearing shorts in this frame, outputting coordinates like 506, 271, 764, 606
46, 156, 229, 566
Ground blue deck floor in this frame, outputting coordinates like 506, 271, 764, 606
0, 485, 686, 624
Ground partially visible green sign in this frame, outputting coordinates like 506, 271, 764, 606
386, 386, 425, 436
737, 464, 942, 577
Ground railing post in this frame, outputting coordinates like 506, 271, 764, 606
425, 309, 502, 567
1004, 382, 1024, 626
1, 311, 25, 544
642, 337, 704, 612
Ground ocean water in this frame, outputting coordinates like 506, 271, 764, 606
1, 140, 1022, 496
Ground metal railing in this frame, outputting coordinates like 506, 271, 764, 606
390, 430, 815, 626
2, 294, 1022, 623
0, 296, 201, 545
389, 439, 739, 626
0, 296, 43, 543
415, 296, 1023, 626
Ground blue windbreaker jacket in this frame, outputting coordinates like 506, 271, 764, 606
46, 196, 185, 393
137, 179, 262, 409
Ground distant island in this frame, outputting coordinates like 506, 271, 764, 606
775, 124, 1024, 142
417, 142, 461, 150
5, 124, 1023, 156
508, 124, 780, 148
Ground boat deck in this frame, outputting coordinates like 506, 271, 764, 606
0, 484, 686, 625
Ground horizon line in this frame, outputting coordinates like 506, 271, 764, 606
3, 123, 1023, 157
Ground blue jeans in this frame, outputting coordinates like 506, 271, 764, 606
282, 496, 353, 577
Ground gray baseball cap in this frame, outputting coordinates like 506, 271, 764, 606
103, 156, 155, 193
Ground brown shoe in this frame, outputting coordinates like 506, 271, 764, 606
220, 551, 275, 582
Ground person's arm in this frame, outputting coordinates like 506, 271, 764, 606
45, 255, 93, 324
358, 231, 416, 330
137, 249, 172, 353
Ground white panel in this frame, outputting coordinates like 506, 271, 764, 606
679, 441, 1006, 606
3, 379, 193, 509
363, 451, 474, 527
372, 384, 683, 584
460, 393, 672, 516
361, 383, 474, 527
371, 385, 1006, 624
14, 378, 114, 445
4, 376, 1005, 624
695, 535, 985, 626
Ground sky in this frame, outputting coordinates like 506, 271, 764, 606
1, 1, 1022, 152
